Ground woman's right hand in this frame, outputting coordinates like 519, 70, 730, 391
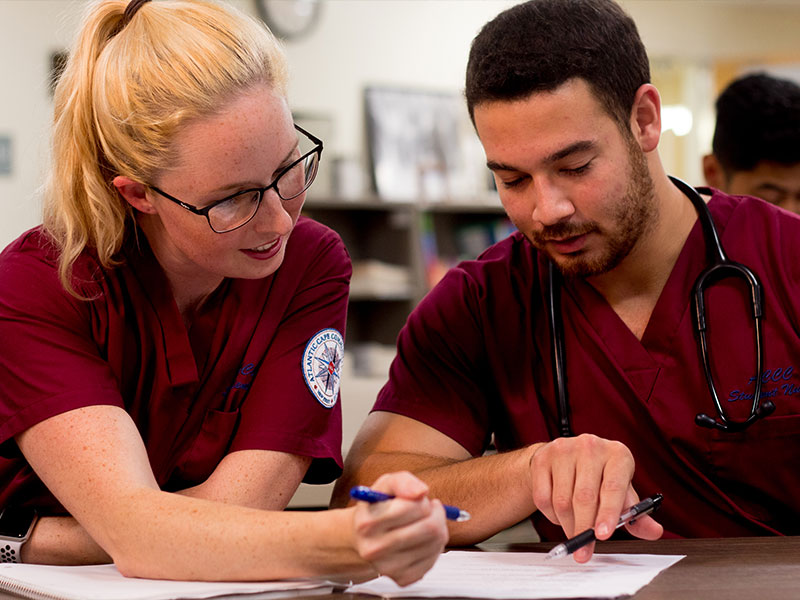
351, 471, 448, 586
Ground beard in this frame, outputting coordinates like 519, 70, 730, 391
529, 137, 657, 278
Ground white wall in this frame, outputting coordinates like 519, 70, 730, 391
271, 0, 516, 158
0, 0, 83, 248
626, 0, 800, 60
3, 0, 800, 246
278, 0, 800, 162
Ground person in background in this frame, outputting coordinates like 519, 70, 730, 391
703, 72, 800, 213
0, 0, 447, 584
332, 0, 800, 562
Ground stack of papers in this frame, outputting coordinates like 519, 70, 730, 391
346, 550, 685, 599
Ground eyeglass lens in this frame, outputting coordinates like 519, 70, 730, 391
207, 151, 319, 233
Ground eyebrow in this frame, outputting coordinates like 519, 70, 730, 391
206, 139, 300, 196
486, 139, 597, 172
753, 182, 788, 193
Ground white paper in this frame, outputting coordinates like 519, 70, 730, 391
0, 563, 333, 600
346, 551, 685, 599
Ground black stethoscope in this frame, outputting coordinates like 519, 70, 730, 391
548, 175, 776, 436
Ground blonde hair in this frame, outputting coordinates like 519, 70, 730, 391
43, 0, 288, 295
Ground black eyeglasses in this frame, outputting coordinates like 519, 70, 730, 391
148, 124, 323, 234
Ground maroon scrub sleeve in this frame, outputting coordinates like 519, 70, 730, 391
375, 267, 494, 457
0, 238, 124, 453
231, 226, 351, 483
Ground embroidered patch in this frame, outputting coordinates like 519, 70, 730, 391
302, 328, 344, 408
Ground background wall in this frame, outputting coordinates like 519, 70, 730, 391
278, 0, 800, 162
3, 0, 800, 248
0, 0, 83, 247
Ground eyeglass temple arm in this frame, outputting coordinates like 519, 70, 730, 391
293, 123, 324, 153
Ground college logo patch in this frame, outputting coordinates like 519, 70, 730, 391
302, 328, 344, 408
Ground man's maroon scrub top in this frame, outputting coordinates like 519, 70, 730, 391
376, 190, 800, 539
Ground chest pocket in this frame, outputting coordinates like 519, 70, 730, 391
708, 412, 800, 534
167, 408, 241, 489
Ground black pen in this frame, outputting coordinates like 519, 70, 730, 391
544, 494, 663, 560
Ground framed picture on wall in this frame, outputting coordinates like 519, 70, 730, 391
49, 50, 68, 95
364, 86, 476, 202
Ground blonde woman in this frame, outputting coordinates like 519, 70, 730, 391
0, 0, 447, 584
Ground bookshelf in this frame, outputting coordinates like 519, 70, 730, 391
302, 197, 510, 340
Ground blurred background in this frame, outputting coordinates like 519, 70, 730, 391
2, 0, 800, 508
4, 0, 800, 246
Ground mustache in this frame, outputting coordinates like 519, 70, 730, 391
530, 221, 597, 245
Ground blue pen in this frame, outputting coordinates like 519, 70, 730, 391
350, 485, 471, 522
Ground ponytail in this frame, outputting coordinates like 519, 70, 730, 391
43, 0, 131, 296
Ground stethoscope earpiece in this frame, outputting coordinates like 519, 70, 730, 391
695, 399, 777, 432
694, 413, 718, 429
758, 400, 776, 418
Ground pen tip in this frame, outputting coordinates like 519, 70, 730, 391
458, 510, 471, 522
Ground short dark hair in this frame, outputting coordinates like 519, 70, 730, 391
465, 0, 650, 128
712, 72, 800, 174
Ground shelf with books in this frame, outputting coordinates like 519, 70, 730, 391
302, 195, 512, 346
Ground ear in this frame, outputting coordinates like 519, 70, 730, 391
113, 176, 157, 214
629, 84, 661, 153
702, 154, 727, 190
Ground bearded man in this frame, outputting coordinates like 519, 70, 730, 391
332, 0, 800, 561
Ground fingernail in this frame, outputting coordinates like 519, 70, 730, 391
596, 523, 609, 537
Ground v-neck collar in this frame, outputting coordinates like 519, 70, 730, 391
558, 193, 731, 399
124, 235, 199, 387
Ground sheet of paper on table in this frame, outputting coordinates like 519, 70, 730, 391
0, 563, 334, 600
346, 551, 685, 599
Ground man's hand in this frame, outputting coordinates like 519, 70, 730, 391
529, 434, 663, 562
